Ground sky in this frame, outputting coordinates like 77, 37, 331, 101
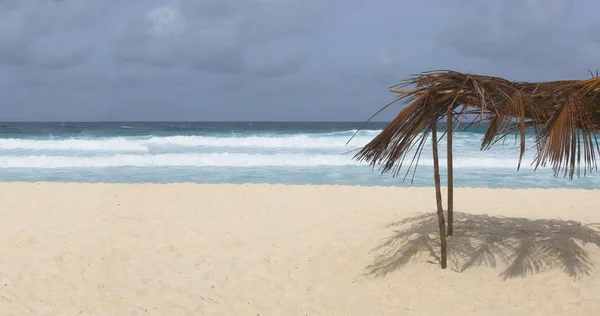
0, 0, 599, 122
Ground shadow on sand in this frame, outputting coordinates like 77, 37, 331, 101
367, 212, 600, 279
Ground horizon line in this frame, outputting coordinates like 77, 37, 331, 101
0, 120, 395, 123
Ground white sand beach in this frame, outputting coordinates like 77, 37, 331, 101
0, 183, 599, 315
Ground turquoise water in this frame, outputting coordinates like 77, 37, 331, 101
0, 122, 597, 189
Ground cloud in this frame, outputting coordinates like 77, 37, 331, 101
2, 0, 598, 121
437, 0, 597, 76
246, 43, 309, 77
236, 0, 334, 42
0, 0, 108, 68
373, 48, 404, 84
0, 8, 31, 64
110, 0, 333, 75
250, 55, 307, 77
32, 37, 94, 69
111, 4, 244, 73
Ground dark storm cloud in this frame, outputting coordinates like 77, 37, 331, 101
111, 4, 245, 73
110, 0, 333, 74
0, 0, 109, 68
250, 56, 306, 78
1, 0, 599, 121
437, 0, 599, 78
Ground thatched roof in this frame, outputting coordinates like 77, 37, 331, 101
353, 70, 600, 180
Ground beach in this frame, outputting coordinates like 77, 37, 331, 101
0, 183, 598, 315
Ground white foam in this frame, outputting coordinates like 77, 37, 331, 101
318, 129, 383, 136
0, 138, 148, 152
0, 153, 362, 168
417, 157, 530, 169
0, 153, 529, 169
144, 134, 373, 149
0, 132, 378, 152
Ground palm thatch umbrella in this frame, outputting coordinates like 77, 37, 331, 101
352, 70, 600, 269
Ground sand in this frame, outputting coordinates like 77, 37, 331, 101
0, 183, 599, 315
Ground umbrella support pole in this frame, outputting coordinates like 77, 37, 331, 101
447, 110, 454, 236
431, 118, 447, 269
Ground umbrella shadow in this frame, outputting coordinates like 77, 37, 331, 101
367, 212, 600, 279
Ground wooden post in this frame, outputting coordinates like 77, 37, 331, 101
447, 110, 454, 236
431, 117, 447, 269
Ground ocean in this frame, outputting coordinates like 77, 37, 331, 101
0, 122, 597, 189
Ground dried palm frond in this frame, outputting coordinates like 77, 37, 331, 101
353, 70, 548, 180
533, 78, 600, 178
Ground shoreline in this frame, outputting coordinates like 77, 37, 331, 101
1, 181, 599, 191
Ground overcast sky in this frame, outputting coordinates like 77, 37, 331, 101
0, 0, 598, 121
